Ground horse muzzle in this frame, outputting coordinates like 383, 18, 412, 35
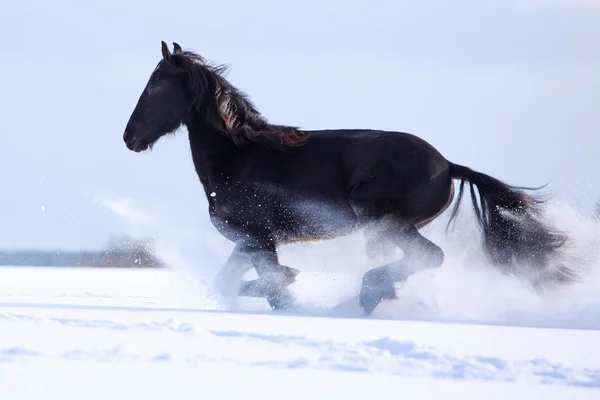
123, 130, 149, 152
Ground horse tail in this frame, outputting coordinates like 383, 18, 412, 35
446, 162, 579, 289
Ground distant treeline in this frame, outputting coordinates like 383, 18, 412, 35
0, 236, 166, 268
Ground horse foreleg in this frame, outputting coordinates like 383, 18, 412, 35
359, 225, 444, 315
214, 241, 296, 310
239, 265, 300, 297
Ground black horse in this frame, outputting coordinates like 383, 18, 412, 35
123, 41, 579, 315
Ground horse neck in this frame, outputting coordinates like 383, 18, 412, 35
187, 116, 240, 194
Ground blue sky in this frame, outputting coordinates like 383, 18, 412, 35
1, 0, 599, 251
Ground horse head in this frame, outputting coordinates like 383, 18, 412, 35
123, 41, 191, 152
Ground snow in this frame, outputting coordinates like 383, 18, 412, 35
1, 265, 600, 399
2, 201, 600, 398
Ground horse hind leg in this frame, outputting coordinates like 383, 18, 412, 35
414, 179, 455, 230
364, 224, 397, 261
359, 224, 444, 315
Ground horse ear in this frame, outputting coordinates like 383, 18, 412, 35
161, 41, 172, 61
173, 42, 182, 54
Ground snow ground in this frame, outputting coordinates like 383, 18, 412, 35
2, 201, 600, 399
1, 265, 600, 399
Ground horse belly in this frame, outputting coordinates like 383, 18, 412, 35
276, 199, 358, 244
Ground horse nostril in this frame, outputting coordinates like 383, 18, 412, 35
123, 130, 137, 151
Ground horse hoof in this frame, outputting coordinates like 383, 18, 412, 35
358, 295, 378, 316
358, 269, 397, 315
267, 289, 295, 311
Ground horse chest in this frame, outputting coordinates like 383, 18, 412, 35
210, 188, 271, 224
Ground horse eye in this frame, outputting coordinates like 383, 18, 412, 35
147, 85, 157, 94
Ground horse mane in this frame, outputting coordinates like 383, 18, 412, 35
163, 50, 309, 149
